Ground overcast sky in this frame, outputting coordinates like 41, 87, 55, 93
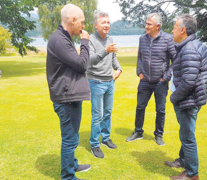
97, 0, 123, 23
32, 1, 123, 23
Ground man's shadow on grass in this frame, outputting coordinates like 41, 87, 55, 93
131, 150, 181, 177
35, 154, 61, 180
79, 131, 91, 152
115, 127, 154, 140
0, 61, 46, 78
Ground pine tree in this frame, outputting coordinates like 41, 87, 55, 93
116, 0, 207, 41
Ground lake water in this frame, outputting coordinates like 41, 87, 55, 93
30, 35, 141, 48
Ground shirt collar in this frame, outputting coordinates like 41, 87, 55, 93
149, 31, 161, 41
94, 30, 109, 40
58, 25, 72, 41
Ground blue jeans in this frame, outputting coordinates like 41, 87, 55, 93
135, 80, 168, 136
88, 79, 114, 148
53, 102, 82, 180
174, 105, 201, 177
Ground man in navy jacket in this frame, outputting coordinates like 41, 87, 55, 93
165, 14, 207, 180
46, 4, 91, 180
126, 13, 176, 145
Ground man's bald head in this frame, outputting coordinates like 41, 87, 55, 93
61, 4, 83, 25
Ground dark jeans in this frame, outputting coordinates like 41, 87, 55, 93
53, 101, 82, 180
135, 79, 168, 137
174, 105, 201, 177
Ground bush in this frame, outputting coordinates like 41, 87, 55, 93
0, 25, 12, 54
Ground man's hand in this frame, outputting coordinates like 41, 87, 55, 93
106, 43, 118, 53
139, 73, 145, 80
113, 69, 122, 80
160, 78, 165, 82
80, 30, 89, 40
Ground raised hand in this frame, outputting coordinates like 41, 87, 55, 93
105, 43, 118, 53
80, 30, 89, 40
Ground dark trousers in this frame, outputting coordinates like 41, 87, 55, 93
53, 101, 82, 180
135, 80, 168, 137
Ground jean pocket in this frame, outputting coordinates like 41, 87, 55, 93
89, 79, 101, 84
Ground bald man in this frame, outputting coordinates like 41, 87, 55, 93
46, 4, 91, 180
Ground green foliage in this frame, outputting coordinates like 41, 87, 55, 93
1, 54, 207, 179
0, 0, 38, 56
197, 12, 207, 42
116, 0, 207, 41
38, 4, 62, 40
0, 26, 12, 54
109, 20, 145, 35
38, 0, 97, 41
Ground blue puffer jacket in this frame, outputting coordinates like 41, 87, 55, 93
170, 34, 207, 109
137, 31, 176, 83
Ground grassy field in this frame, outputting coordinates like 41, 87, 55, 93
0, 54, 207, 180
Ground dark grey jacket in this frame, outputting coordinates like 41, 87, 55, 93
46, 25, 90, 103
171, 34, 207, 109
137, 31, 176, 83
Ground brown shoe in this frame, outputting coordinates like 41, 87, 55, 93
165, 158, 184, 168
170, 171, 199, 180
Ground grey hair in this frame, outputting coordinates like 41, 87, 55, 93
147, 13, 162, 27
94, 10, 109, 24
178, 14, 197, 36
61, 4, 80, 24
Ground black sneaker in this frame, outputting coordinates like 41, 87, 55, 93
102, 139, 117, 149
75, 164, 91, 172
126, 131, 143, 142
155, 136, 165, 146
91, 147, 104, 158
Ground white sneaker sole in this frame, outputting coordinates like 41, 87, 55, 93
154, 139, 165, 146
126, 137, 143, 142
76, 166, 91, 173
101, 142, 117, 149
91, 149, 104, 159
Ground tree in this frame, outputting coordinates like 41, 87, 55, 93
37, 0, 97, 41
116, 0, 207, 41
0, 0, 38, 56
0, 25, 12, 54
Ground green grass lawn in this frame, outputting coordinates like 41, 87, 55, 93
1, 55, 207, 180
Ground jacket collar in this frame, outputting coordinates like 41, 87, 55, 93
58, 25, 72, 41
147, 30, 162, 41
94, 30, 109, 40
175, 34, 196, 51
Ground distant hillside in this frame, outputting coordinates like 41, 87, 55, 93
1, 15, 144, 37
109, 20, 145, 36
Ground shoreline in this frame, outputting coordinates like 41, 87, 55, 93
36, 46, 138, 55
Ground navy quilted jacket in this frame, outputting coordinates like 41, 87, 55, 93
170, 34, 207, 109
137, 31, 176, 83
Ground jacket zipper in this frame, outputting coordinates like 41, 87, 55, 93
149, 40, 153, 82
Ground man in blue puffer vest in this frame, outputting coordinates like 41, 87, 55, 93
126, 13, 176, 145
165, 14, 207, 180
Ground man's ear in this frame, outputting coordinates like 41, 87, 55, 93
71, 17, 76, 25
94, 23, 97, 30
157, 24, 161, 30
181, 27, 187, 35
